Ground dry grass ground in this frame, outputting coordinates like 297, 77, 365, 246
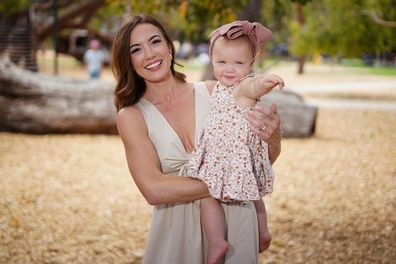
1, 108, 395, 264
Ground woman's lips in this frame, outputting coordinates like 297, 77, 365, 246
145, 60, 163, 71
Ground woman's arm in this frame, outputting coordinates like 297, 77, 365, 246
247, 103, 281, 164
117, 106, 210, 205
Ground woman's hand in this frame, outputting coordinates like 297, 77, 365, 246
247, 103, 282, 163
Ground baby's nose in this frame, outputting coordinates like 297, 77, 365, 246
225, 65, 235, 72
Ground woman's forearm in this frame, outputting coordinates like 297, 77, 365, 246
145, 174, 210, 205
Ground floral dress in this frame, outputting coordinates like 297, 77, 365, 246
186, 81, 274, 202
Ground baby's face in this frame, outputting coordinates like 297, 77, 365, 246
211, 37, 254, 87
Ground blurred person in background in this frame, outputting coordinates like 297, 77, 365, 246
84, 39, 105, 79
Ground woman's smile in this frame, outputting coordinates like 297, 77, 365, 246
145, 60, 163, 71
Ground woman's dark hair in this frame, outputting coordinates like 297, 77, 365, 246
111, 14, 186, 111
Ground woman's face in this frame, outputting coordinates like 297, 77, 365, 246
129, 23, 172, 84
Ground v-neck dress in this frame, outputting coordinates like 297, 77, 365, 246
136, 82, 259, 264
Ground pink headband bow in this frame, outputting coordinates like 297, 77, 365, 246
209, 20, 272, 57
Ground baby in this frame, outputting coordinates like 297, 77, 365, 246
187, 20, 284, 264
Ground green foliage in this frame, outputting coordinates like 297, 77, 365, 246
105, 0, 248, 43
290, 0, 311, 4
175, 0, 248, 42
286, 0, 396, 58
261, 0, 293, 45
289, 20, 316, 57
0, 0, 29, 16
98, 0, 396, 58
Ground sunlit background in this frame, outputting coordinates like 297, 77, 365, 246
0, 0, 395, 263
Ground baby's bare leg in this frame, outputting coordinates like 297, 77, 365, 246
254, 199, 272, 252
201, 197, 229, 264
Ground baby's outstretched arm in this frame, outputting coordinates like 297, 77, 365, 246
241, 74, 285, 101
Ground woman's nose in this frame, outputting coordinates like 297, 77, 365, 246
143, 46, 155, 60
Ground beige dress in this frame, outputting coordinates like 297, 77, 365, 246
136, 82, 259, 264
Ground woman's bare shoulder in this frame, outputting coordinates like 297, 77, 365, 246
117, 105, 142, 123
116, 105, 147, 140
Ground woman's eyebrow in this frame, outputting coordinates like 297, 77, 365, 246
129, 35, 161, 49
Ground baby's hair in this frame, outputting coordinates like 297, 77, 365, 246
212, 35, 256, 58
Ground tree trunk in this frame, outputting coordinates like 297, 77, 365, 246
297, 56, 306, 74
295, 2, 306, 74
35, 0, 106, 42
0, 59, 117, 134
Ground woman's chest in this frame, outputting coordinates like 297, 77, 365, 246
157, 98, 196, 152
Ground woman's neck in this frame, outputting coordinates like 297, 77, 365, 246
144, 77, 182, 105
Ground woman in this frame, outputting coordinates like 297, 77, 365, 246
112, 14, 282, 264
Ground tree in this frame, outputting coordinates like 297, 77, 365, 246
34, 0, 106, 43
289, 0, 311, 74
361, 10, 396, 27
106, 0, 249, 43
0, 0, 29, 15
288, 0, 396, 62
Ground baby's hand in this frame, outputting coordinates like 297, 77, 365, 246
255, 74, 285, 94
237, 74, 285, 102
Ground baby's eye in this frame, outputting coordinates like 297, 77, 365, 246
217, 60, 225, 64
236, 61, 244, 65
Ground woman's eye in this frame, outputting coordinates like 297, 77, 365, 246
152, 38, 162, 44
130, 48, 140, 54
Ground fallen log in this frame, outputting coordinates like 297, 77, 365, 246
259, 90, 317, 137
0, 59, 317, 137
0, 59, 117, 134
